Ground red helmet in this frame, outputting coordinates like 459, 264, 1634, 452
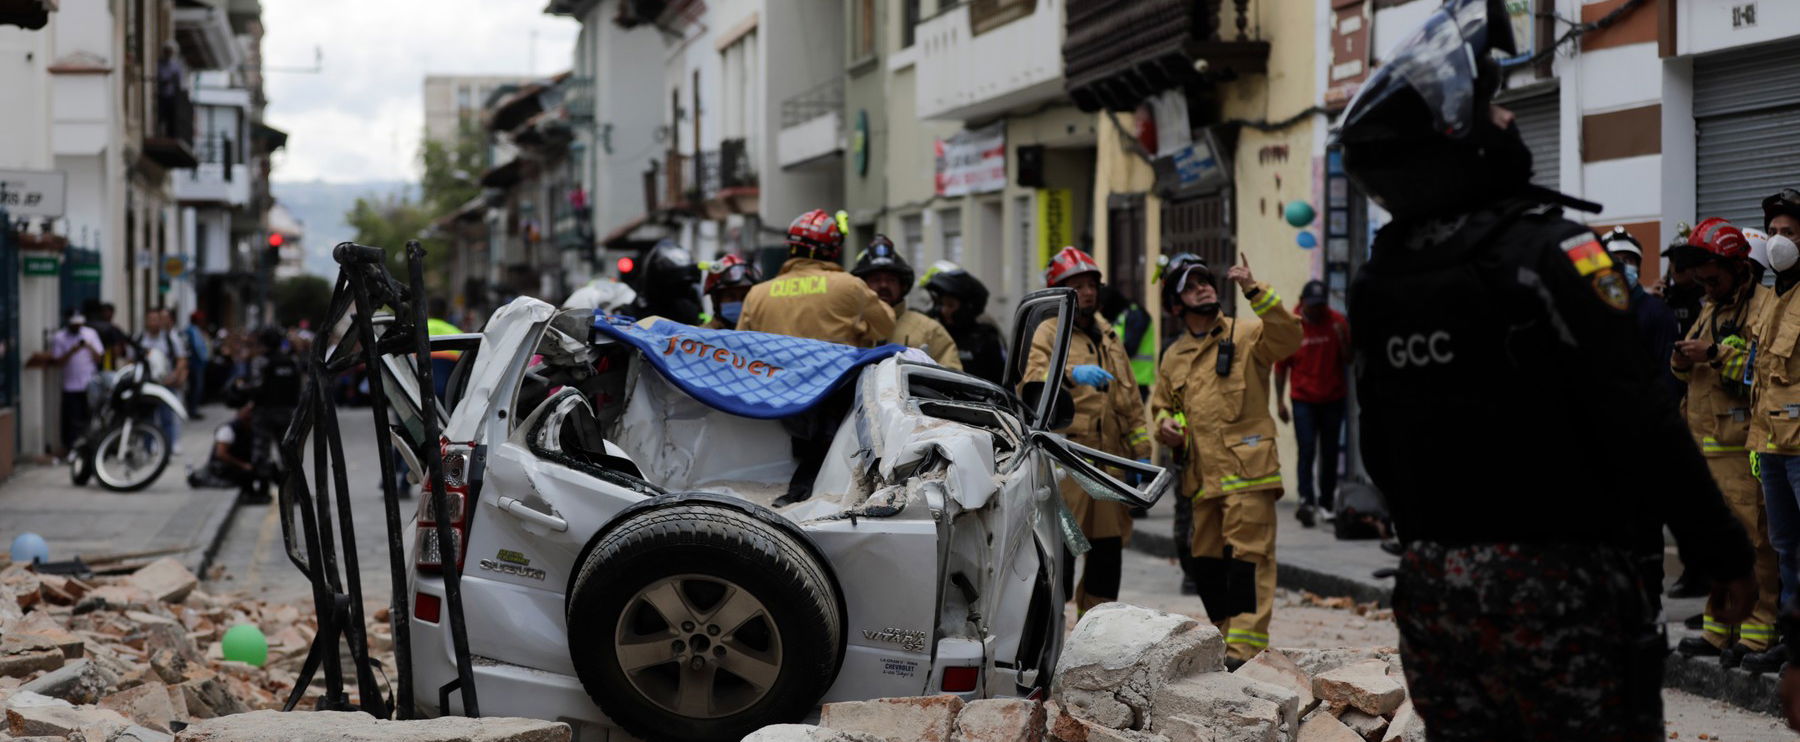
787, 209, 844, 261
702, 253, 760, 295
1045, 246, 1101, 287
1688, 217, 1751, 261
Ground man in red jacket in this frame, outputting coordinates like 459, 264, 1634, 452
1274, 280, 1351, 528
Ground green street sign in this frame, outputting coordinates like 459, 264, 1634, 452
22, 255, 59, 276
70, 265, 100, 283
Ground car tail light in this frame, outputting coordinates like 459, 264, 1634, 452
941, 666, 979, 693
416, 439, 474, 574
414, 592, 441, 623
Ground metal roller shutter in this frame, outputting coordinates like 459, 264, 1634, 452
1507, 91, 1561, 192
1696, 41, 1800, 228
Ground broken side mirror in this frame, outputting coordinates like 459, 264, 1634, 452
1028, 431, 1171, 509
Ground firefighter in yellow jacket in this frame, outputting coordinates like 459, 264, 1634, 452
1660, 218, 1784, 672
1024, 247, 1151, 614
740, 209, 895, 347
1153, 252, 1302, 663
851, 236, 962, 369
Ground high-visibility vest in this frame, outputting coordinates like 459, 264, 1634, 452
1112, 307, 1156, 387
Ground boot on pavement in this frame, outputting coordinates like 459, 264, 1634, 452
1740, 644, 1787, 674
1677, 636, 1723, 658
1720, 642, 1753, 669
1295, 505, 1316, 528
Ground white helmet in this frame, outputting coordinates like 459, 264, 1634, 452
1744, 227, 1772, 269
1599, 226, 1642, 260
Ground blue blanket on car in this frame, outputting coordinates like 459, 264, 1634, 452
592, 314, 905, 419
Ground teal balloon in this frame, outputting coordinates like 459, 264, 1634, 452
1297, 231, 1319, 249
221, 624, 268, 667
9, 533, 47, 564
1284, 201, 1317, 228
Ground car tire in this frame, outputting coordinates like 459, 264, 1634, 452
568, 501, 843, 742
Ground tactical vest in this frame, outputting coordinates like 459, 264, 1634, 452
254, 354, 302, 408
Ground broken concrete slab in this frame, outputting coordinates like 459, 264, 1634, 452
1149, 672, 1294, 742
127, 559, 198, 605
1233, 649, 1316, 716
10, 610, 86, 659
1336, 709, 1386, 742
1311, 661, 1404, 717
4, 700, 133, 738
177, 676, 246, 719
101, 682, 181, 732
0, 644, 63, 680
172, 710, 572, 741
1296, 714, 1363, 742
1380, 701, 1424, 742
1053, 604, 1225, 729
17, 658, 118, 704
821, 695, 965, 742
951, 698, 1044, 742
743, 725, 887, 742
1277, 649, 1401, 681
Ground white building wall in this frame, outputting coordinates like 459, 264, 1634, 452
0, 17, 59, 460
579, 0, 663, 242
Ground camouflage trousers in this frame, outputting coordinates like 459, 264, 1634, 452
1393, 542, 1665, 742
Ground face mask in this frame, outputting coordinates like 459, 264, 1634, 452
1771, 235, 1800, 273
720, 301, 743, 324
1622, 263, 1639, 286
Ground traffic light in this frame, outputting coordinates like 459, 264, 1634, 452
616, 256, 635, 276
268, 232, 284, 248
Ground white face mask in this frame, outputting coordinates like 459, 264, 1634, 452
1771, 235, 1800, 272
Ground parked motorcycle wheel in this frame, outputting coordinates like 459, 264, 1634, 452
567, 500, 843, 742
68, 447, 94, 486
92, 421, 170, 492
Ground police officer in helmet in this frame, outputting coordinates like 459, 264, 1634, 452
1338, 0, 1754, 735
230, 326, 301, 484
628, 240, 704, 326
852, 237, 961, 368
922, 261, 1007, 385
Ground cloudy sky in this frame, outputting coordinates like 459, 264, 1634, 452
261, 0, 579, 184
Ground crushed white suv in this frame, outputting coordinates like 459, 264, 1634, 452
392, 289, 1168, 741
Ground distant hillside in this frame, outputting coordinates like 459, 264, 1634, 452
271, 179, 414, 276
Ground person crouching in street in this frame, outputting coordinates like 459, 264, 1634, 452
852, 236, 961, 368
187, 402, 276, 504
1153, 253, 1300, 664
1668, 219, 1785, 671
1024, 246, 1150, 615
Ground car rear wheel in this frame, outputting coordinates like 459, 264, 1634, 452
568, 501, 842, 742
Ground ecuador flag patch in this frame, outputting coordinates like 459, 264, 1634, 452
1559, 234, 1613, 277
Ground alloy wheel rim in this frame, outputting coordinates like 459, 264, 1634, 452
613, 573, 783, 719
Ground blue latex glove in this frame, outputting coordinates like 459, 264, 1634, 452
1070, 364, 1115, 387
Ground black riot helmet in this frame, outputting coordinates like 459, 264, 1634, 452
1333, 0, 1537, 220
851, 235, 916, 292
634, 239, 703, 324
921, 261, 989, 327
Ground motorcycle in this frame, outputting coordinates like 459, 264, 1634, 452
69, 362, 188, 492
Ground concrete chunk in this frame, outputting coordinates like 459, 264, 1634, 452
1053, 604, 1225, 729
173, 710, 572, 741
102, 682, 180, 732
1233, 648, 1316, 715
1311, 661, 1404, 717
1149, 673, 1291, 742
821, 695, 965, 742
743, 725, 887, 742
1380, 701, 1424, 742
1296, 714, 1363, 742
1335, 710, 1386, 742
177, 676, 246, 719
127, 559, 198, 604
17, 658, 118, 704
952, 698, 1044, 742
4, 701, 132, 739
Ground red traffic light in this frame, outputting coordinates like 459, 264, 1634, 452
616, 256, 635, 275
268, 232, 284, 247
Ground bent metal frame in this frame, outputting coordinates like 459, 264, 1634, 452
275, 240, 479, 719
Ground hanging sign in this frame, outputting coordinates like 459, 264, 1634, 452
935, 123, 1006, 197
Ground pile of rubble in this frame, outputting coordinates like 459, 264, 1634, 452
747, 603, 1424, 742
0, 556, 408, 740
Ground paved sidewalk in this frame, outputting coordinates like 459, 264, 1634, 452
1126, 488, 1780, 714
0, 404, 241, 575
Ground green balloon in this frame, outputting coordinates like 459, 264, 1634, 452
221, 624, 268, 667
1284, 201, 1317, 228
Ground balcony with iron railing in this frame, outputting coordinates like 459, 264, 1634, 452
175, 133, 251, 206
777, 78, 844, 170
914, 0, 1066, 122
1061, 0, 1270, 112
144, 90, 198, 169
696, 138, 759, 218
